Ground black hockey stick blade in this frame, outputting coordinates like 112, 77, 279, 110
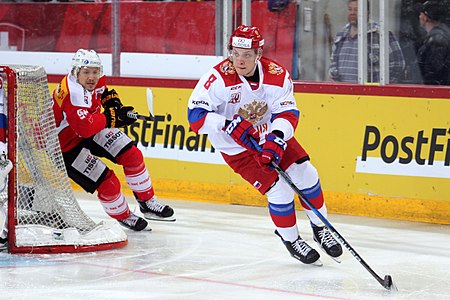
383, 275, 398, 291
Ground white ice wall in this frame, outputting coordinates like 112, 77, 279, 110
0, 51, 223, 79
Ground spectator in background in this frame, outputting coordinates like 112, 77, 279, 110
268, 0, 289, 11
329, 0, 405, 83
416, 1, 450, 85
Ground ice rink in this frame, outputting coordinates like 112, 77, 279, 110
1, 192, 449, 300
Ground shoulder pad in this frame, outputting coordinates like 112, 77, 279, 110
53, 75, 69, 107
213, 58, 242, 87
260, 57, 286, 87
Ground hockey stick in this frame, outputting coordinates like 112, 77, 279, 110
251, 139, 397, 291
127, 87, 155, 121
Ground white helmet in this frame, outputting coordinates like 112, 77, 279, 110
71, 49, 103, 76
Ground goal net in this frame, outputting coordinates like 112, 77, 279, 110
0, 65, 127, 254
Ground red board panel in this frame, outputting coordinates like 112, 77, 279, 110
0, 2, 296, 71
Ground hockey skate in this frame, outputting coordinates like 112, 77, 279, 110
0, 237, 8, 252
138, 197, 175, 222
275, 230, 322, 266
312, 224, 343, 262
118, 212, 151, 231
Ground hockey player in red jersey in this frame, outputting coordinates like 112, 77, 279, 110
52, 49, 175, 231
188, 25, 342, 265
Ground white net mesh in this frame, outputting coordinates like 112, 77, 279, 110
1, 65, 126, 252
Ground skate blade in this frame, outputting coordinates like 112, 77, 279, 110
118, 224, 152, 232
142, 224, 153, 231
311, 259, 323, 267
329, 255, 342, 263
142, 213, 176, 222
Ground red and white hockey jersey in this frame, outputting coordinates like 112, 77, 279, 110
52, 73, 108, 152
188, 56, 300, 155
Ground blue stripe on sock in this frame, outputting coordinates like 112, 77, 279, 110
301, 180, 322, 199
268, 201, 295, 216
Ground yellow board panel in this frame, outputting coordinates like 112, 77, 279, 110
297, 93, 450, 201
48, 83, 450, 224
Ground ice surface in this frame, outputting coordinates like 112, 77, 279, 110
1, 192, 449, 300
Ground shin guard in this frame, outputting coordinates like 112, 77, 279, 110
117, 147, 155, 201
97, 170, 130, 220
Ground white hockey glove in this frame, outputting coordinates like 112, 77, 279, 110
0, 152, 12, 193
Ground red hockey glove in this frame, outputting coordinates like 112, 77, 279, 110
104, 106, 136, 128
101, 89, 123, 109
258, 132, 287, 169
223, 114, 260, 151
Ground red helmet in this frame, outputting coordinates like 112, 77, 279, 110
229, 25, 264, 50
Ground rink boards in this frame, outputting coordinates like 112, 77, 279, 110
47, 78, 450, 225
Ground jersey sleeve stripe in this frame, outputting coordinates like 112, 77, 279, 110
188, 107, 208, 134
271, 110, 299, 128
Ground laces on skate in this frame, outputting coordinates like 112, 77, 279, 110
118, 212, 150, 231
312, 225, 343, 262
138, 197, 176, 222
275, 230, 322, 266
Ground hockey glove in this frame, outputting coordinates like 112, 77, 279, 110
258, 132, 287, 169
223, 114, 260, 151
104, 106, 136, 128
101, 89, 123, 109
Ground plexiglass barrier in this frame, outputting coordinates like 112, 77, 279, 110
0, 0, 449, 85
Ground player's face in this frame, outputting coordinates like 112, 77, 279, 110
347, 1, 358, 26
231, 47, 259, 77
77, 67, 100, 92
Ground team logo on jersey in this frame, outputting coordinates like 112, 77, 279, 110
95, 86, 105, 99
253, 181, 262, 190
280, 100, 295, 107
55, 84, 61, 97
238, 100, 268, 125
229, 92, 241, 104
268, 62, 284, 75
192, 99, 209, 106
83, 89, 90, 104
77, 108, 89, 120
54, 79, 68, 107
220, 61, 236, 75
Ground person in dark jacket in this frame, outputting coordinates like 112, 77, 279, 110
417, 1, 450, 85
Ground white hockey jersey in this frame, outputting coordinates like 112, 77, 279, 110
188, 56, 299, 156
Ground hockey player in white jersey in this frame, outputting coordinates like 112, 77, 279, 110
188, 25, 342, 265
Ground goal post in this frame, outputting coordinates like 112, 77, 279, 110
0, 65, 128, 254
